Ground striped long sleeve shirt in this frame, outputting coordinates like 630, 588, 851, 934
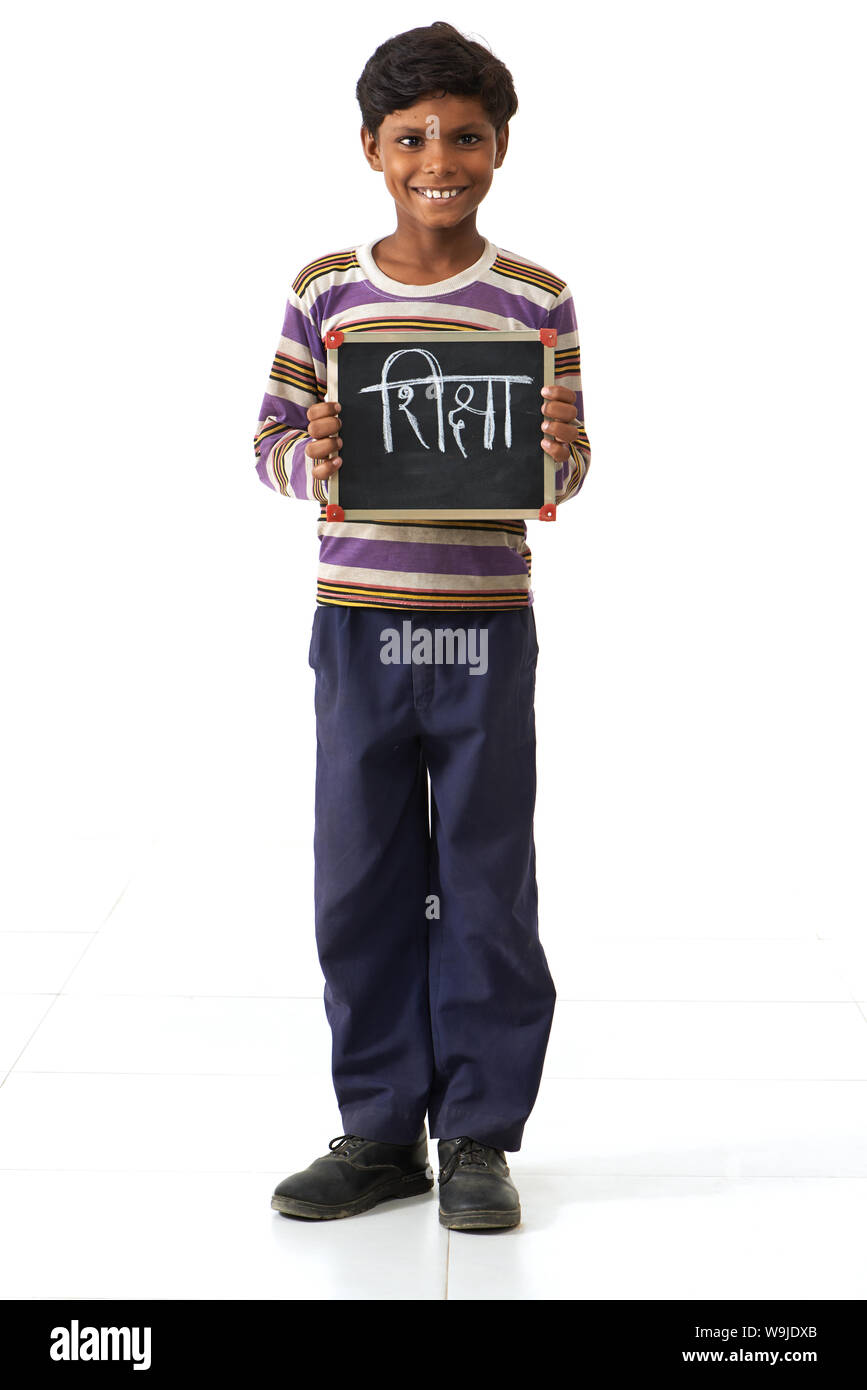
252, 237, 591, 610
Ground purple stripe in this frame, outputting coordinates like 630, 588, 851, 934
255, 455, 277, 491
289, 436, 310, 498
310, 277, 552, 328
260, 391, 308, 431
282, 302, 326, 367
318, 536, 529, 576
547, 295, 577, 337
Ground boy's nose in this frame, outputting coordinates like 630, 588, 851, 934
420, 165, 459, 179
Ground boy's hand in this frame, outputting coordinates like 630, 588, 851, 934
540, 384, 580, 464
307, 389, 579, 475
306, 400, 343, 479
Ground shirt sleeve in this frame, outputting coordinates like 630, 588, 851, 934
546, 283, 592, 504
252, 281, 331, 503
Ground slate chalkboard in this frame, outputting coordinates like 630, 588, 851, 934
323, 329, 557, 520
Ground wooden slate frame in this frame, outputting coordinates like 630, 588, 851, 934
323, 328, 558, 521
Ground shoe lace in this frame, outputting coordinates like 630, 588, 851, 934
439, 1137, 498, 1184
328, 1134, 366, 1157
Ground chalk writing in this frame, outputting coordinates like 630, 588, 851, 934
358, 348, 533, 457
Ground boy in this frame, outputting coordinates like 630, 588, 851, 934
254, 21, 591, 1231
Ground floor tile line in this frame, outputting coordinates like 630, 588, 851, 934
51, 865, 139, 995
0, 995, 64, 1091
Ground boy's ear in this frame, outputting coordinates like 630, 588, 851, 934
494, 122, 510, 168
360, 124, 382, 171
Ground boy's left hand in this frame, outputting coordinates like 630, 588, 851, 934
540, 384, 580, 463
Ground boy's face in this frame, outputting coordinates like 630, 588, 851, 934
362, 93, 508, 229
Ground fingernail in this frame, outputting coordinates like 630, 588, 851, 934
541, 386, 554, 396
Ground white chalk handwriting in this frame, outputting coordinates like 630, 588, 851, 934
358, 348, 533, 458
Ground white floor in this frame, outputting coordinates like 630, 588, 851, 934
1, 834, 867, 1301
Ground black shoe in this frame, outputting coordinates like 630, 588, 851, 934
271, 1128, 433, 1220
437, 1137, 521, 1230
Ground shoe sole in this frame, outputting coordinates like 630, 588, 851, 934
271, 1171, 434, 1220
439, 1205, 521, 1230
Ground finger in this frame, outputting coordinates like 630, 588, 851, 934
541, 419, 581, 444
306, 435, 343, 459
311, 456, 342, 478
541, 399, 579, 422
307, 401, 342, 421
308, 416, 343, 440
541, 438, 570, 462
541, 385, 576, 404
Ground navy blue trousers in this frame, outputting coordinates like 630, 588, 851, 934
308, 605, 556, 1152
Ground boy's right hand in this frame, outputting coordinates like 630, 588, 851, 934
306, 401, 343, 479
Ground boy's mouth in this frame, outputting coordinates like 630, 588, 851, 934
411, 186, 467, 202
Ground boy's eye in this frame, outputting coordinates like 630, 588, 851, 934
396, 134, 481, 147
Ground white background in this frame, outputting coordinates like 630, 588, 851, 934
1, 1, 867, 1303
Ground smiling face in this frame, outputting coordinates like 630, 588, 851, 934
362, 92, 508, 230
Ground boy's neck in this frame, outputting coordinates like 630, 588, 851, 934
371, 218, 487, 286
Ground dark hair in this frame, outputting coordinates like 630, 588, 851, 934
356, 20, 518, 143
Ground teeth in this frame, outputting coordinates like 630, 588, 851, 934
417, 187, 462, 199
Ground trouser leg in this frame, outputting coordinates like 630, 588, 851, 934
309, 605, 433, 1144
421, 608, 555, 1152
